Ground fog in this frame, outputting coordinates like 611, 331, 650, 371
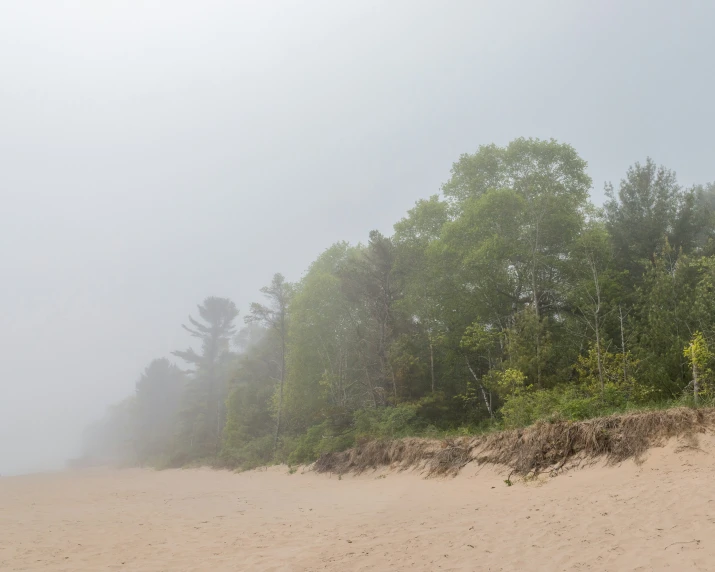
1, 0, 713, 476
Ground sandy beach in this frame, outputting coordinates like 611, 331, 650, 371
2, 434, 715, 571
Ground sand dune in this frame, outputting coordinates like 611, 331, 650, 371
2, 434, 715, 571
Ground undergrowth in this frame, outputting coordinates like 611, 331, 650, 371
208, 394, 715, 474
315, 406, 715, 477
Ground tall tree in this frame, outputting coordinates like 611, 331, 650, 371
222, 324, 281, 468
341, 231, 403, 404
604, 158, 681, 281
439, 139, 591, 388
567, 221, 618, 395
173, 296, 238, 455
394, 195, 451, 394
246, 274, 292, 451
676, 182, 715, 254
442, 137, 591, 208
285, 243, 359, 431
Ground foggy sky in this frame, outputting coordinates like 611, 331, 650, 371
1, 0, 714, 476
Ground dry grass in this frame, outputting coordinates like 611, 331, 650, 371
314, 407, 715, 478
314, 438, 439, 475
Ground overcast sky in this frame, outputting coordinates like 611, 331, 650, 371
1, 0, 713, 476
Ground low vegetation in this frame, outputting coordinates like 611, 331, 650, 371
316, 405, 715, 478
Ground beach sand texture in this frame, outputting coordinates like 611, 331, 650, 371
2, 434, 715, 571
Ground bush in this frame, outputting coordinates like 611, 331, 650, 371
285, 400, 449, 465
220, 434, 274, 470
499, 382, 655, 429
286, 421, 355, 465
499, 388, 561, 428
353, 402, 425, 439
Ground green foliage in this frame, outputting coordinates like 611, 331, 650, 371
285, 422, 355, 466
683, 331, 712, 371
283, 242, 357, 430
460, 323, 498, 355
683, 332, 714, 398
172, 297, 240, 459
604, 159, 683, 283
80, 139, 715, 472
221, 434, 275, 471
498, 387, 560, 428
353, 403, 422, 439
442, 137, 591, 206
575, 344, 648, 404
492, 368, 530, 398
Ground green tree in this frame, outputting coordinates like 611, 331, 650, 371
173, 296, 239, 456
567, 221, 620, 395
683, 332, 713, 403
78, 139, 715, 471
393, 195, 451, 395
631, 244, 705, 397
246, 274, 292, 451
340, 231, 403, 404
604, 158, 686, 283
442, 137, 591, 207
284, 243, 366, 434
440, 139, 591, 391
222, 324, 280, 468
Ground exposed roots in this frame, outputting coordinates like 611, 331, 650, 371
314, 407, 715, 478
313, 437, 471, 477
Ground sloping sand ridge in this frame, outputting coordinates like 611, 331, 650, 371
2, 427, 715, 570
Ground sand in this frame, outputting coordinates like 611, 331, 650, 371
2, 435, 715, 571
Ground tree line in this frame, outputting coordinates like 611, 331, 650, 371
79, 138, 715, 470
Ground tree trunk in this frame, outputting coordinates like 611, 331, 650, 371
465, 357, 493, 418
595, 312, 604, 396
274, 314, 286, 453
619, 306, 629, 399
590, 255, 604, 397
692, 346, 699, 404
390, 363, 398, 401
429, 339, 435, 394
216, 397, 221, 454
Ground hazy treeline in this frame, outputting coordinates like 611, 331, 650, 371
79, 138, 715, 470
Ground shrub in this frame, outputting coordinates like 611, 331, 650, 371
353, 402, 425, 439
220, 434, 274, 470
286, 421, 355, 466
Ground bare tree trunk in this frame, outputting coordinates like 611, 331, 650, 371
595, 312, 604, 396
692, 346, 700, 404
429, 338, 435, 394
390, 362, 398, 401
274, 313, 286, 453
619, 306, 629, 398
589, 255, 604, 397
217, 397, 221, 454
247, 274, 291, 455
465, 357, 493, 418
535, 313, 542, 389
531, 218, 540, 319
531, 216, 542, 388
531, 260, 541, 388
363, 363, 378, 408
